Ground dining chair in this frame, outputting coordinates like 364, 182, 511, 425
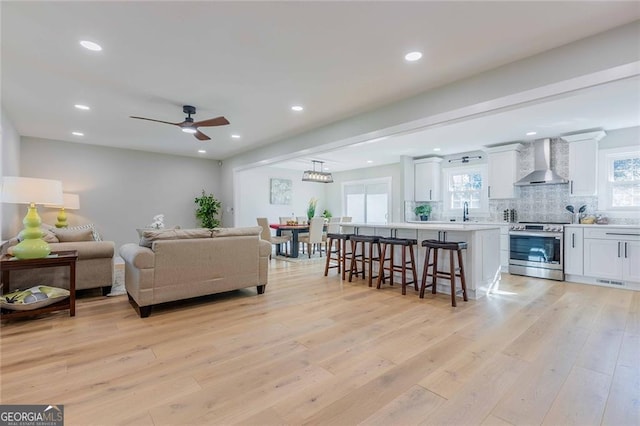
299, 217, 325, 258
257, 217, 290, 258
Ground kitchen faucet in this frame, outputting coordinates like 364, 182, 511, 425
463, 201, 469, 222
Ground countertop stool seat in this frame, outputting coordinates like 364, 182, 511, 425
348, 235, 382, 287
420, 239, 468, 307
324, 233, 355, 278
376, 238, 418, 295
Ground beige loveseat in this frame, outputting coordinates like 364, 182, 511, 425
119, 226, 271, 318
2, 225, 115, 294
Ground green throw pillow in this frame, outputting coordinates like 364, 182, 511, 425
1, 286, 70, 311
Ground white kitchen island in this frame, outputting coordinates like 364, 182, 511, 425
341, 222, 502, 300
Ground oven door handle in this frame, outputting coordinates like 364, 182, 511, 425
509, 231, 563, 238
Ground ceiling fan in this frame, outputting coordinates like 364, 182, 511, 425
130, 105, 229, 141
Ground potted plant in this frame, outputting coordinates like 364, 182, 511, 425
194, 190, 222, 228
414, 204, 432, 221
321, 209, 332, 221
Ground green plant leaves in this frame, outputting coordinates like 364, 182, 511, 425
195, 190, 222, 228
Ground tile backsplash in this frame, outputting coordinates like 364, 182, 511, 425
408, 139, 639, 225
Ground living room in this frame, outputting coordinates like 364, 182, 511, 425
2, 2, 640, 425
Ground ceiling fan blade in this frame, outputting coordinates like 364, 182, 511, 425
130, 116, 180, 126
193, 116, 230, 127
194, 130, 211, 141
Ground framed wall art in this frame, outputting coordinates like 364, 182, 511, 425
270, 178, 292, 205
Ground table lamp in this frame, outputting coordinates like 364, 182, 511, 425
1, 176, 63, 259
46, 193, 80, 228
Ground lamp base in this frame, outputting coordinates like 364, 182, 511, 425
12, 238, 51, 259
13, 203, 51, 259
55, 207, 68, 228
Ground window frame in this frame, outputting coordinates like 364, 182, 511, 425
442, 164, 489, 217
599, 147, 640, 212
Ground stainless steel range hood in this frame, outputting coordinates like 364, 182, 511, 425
514, 139, 568, 186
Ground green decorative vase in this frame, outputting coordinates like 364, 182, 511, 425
12, 204, 50, 259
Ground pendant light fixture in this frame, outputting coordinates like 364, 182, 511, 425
301, 160, 333, 183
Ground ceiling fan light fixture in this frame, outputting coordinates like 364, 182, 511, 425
181, 127, 197, 134
80, 40, 102, 51
405, 51, 423, 62
302, 160, 333, 183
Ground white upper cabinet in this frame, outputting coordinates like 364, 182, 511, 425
486, 143, 522, 199
561, 130, 606, 197
414, 158, 442, 201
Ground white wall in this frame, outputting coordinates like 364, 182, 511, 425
1, 108, 22, 240
599, 126, 640, 149
234, 166, 327, 227
19, 137, 221, 249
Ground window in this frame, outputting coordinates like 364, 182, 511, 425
443, 165, 488, 216
607, 151, 640, 209
343, 178, 391, 223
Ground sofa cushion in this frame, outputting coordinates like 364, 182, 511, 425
52, 227, 94, 242
139, 228, 212, 248
211, 226, 262, 238
50, 241, 115, 260
66, 223, 102, 241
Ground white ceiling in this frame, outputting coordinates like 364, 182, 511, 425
2, 2, 640, 167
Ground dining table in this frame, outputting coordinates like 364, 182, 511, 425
269, 223, 312, 258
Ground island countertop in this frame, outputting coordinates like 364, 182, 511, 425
345, 222, 501, 232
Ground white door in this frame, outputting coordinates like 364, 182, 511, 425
584, 238, 623, 280
343, 179, 391, 224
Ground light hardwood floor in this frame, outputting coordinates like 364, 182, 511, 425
1, 258, 638, 425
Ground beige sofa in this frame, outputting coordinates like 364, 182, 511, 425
2, 226, 115, 294
119, 226, 271, 318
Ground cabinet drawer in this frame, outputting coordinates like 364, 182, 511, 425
584, 228, 640, 241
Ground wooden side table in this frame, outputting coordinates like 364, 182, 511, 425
1, 250, 78, 320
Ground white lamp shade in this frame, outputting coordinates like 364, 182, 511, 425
1, 176, 63, 206
45, 192, 80, 209
62, 193, 80, 210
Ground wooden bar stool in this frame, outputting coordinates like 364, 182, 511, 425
348, 235, 382, 287
324, 233, 354, 278
376, 238, 418, 295
420, 239, 468, 307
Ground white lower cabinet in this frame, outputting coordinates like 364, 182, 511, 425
499, 225, 509, 272
577, 227, 640, 287
622, 241, 640, 282
564, 227, 583, 275
583, 238, 624, 281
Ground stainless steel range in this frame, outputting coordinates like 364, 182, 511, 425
508, 222, 567, 281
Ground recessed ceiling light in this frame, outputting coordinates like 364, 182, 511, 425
72, 131, 84, 136
74, 104, 90, 110
404, 51, 423, 62
231, 134, 241, 139
182, 127, 197, 134
291, 105, 304, 112
526, 131, 537, 136
366, 160, 373, 164
433, 148, 441, 152
198, 150, 206, 154
79, 40, 102, 51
